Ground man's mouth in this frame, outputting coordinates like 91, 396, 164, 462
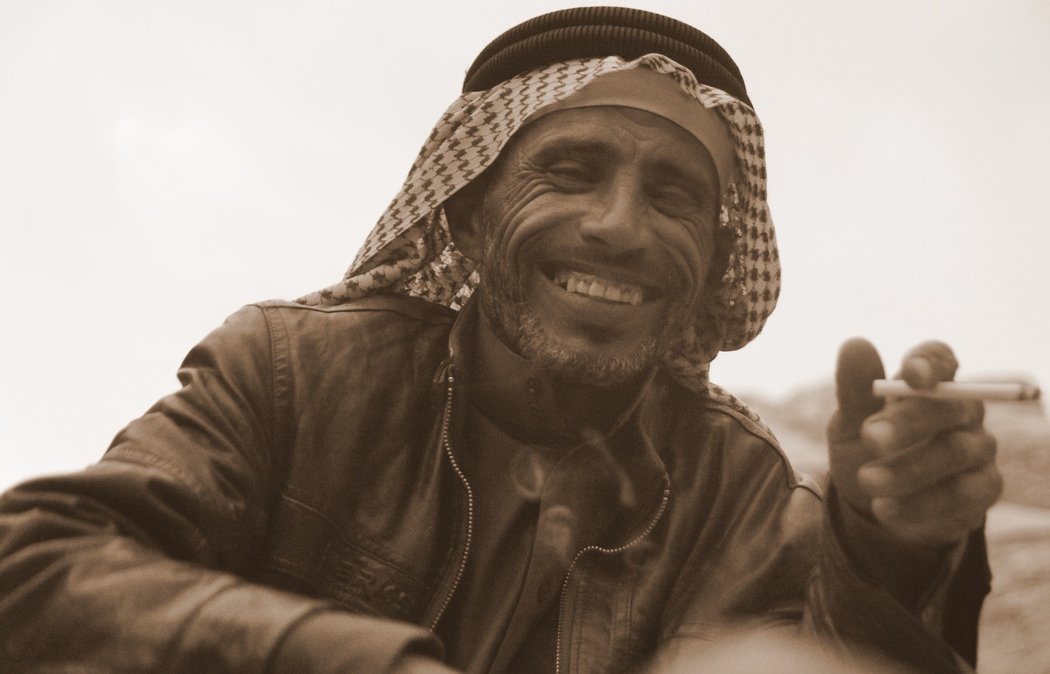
551, 269, 647, 306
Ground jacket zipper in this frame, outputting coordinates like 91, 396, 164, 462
427, 359, 671, 671
428, 364, 475, 630
554, 479, 671, 674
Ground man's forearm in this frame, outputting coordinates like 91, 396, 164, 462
800, 493, 988, 673
0, 467, 445, 672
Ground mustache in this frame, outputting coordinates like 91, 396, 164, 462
515, 237, 685, 292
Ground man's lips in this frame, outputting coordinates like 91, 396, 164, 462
548, 268, 657, 306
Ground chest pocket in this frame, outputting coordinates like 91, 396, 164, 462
253, 492, 436, 623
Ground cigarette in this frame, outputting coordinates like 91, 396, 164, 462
872, 379, 1041, 401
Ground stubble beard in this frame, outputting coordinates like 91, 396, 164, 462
475, 222, 694, 387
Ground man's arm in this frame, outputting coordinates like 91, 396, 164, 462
805, 338, 1000, 671
649, 339, 996, 673
0, 306, 447, 672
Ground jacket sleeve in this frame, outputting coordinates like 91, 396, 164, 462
801, 485, 991, 673
650, 483, 989, 674
0, 305, 445, 673
648, 410, 989, 674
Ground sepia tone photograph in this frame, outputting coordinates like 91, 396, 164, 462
1, 1, 1048, 671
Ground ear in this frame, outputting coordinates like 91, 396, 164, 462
444, 180, 486, 263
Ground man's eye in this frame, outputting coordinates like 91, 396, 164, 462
650, 185, 704, 212
547, 161, 597, 184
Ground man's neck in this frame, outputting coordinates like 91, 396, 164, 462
455, 300, 654, 443
546, 372, 649, 437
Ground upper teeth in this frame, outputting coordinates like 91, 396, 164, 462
553, 270, 644, 305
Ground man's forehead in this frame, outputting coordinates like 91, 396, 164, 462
518, 67, 736, 190
512, 107, 719, 178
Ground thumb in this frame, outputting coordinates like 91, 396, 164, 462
828, 337, 886, 442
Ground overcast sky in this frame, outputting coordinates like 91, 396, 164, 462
2, 0, 1048, 488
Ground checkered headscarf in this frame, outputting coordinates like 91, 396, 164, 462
298, 54, 779, 396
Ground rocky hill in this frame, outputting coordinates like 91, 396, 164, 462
736, 379, 1050, 673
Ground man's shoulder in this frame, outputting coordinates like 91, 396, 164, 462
666, 379, 822, 497
251, 295, 457, 327
660, 378, 776, 445
228, 296, 457, 385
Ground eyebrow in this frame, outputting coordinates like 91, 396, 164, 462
532, 136, 614, 163
648, 160, 718, 202
530, 132, 720, 203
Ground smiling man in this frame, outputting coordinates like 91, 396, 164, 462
0, 7, 1000, 674
457, 104, 722, 387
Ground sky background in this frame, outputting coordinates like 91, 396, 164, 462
2, 1, 1048, 488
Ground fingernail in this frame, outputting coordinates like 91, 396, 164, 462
871, 497, 899, 519
903, 357, 934, 387
858, 466, 891, 491
863, 419, 895, 448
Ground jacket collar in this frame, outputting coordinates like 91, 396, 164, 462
446, 297, 673, 548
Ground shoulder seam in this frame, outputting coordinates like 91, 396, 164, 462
259, 305, 292, 481
250, 297, 456, 326
697, 397, 823, 498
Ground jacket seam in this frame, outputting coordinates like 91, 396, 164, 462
93, 455, 214, 559
251, 297, 456, 326
260, 305, 293, 478
163, 576, 242, 674
276, 493, 434, 594
696, 399, 781, 448
697, 399, 823, 498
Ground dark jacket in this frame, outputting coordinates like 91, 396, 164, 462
0, 296, 988, 673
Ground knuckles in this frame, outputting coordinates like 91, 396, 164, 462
860, 397, 985, 454
868, 460, 1004, 545
946, 427, 998, 465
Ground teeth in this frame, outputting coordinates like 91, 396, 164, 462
552, 270, 645, 305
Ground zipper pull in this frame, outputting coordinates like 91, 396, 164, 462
430, 357, 454, 410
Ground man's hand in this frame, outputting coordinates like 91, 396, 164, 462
827, 338, 1003, 548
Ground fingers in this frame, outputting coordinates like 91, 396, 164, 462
868, 463, 1004, 546
829, 337, 886, 442
857, 426, 1001, 545
898, 340, 959, 388
858, 427, 997, 497
860, 397, 984, 457
829, 338, 1003, 547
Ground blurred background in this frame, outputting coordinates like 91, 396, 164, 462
2, 0, 1047, 482
2, 2, 1048, 668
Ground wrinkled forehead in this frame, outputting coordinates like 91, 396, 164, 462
516, 67, 735, 191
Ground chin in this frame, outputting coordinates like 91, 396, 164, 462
475, 254, 692, 386
513, 311, 662, 386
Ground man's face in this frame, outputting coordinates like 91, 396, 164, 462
470, 106, 721, 385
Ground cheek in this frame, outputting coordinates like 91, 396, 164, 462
655, 219, 716, 293
489, 190, 577, 263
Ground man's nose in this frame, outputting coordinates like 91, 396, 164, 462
577, 176, 651, 252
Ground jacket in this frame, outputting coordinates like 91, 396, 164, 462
0, 296, 989, 673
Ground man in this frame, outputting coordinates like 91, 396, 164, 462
0, 7, 1000, 673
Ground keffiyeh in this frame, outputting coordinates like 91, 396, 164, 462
298, 53, 779, 401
